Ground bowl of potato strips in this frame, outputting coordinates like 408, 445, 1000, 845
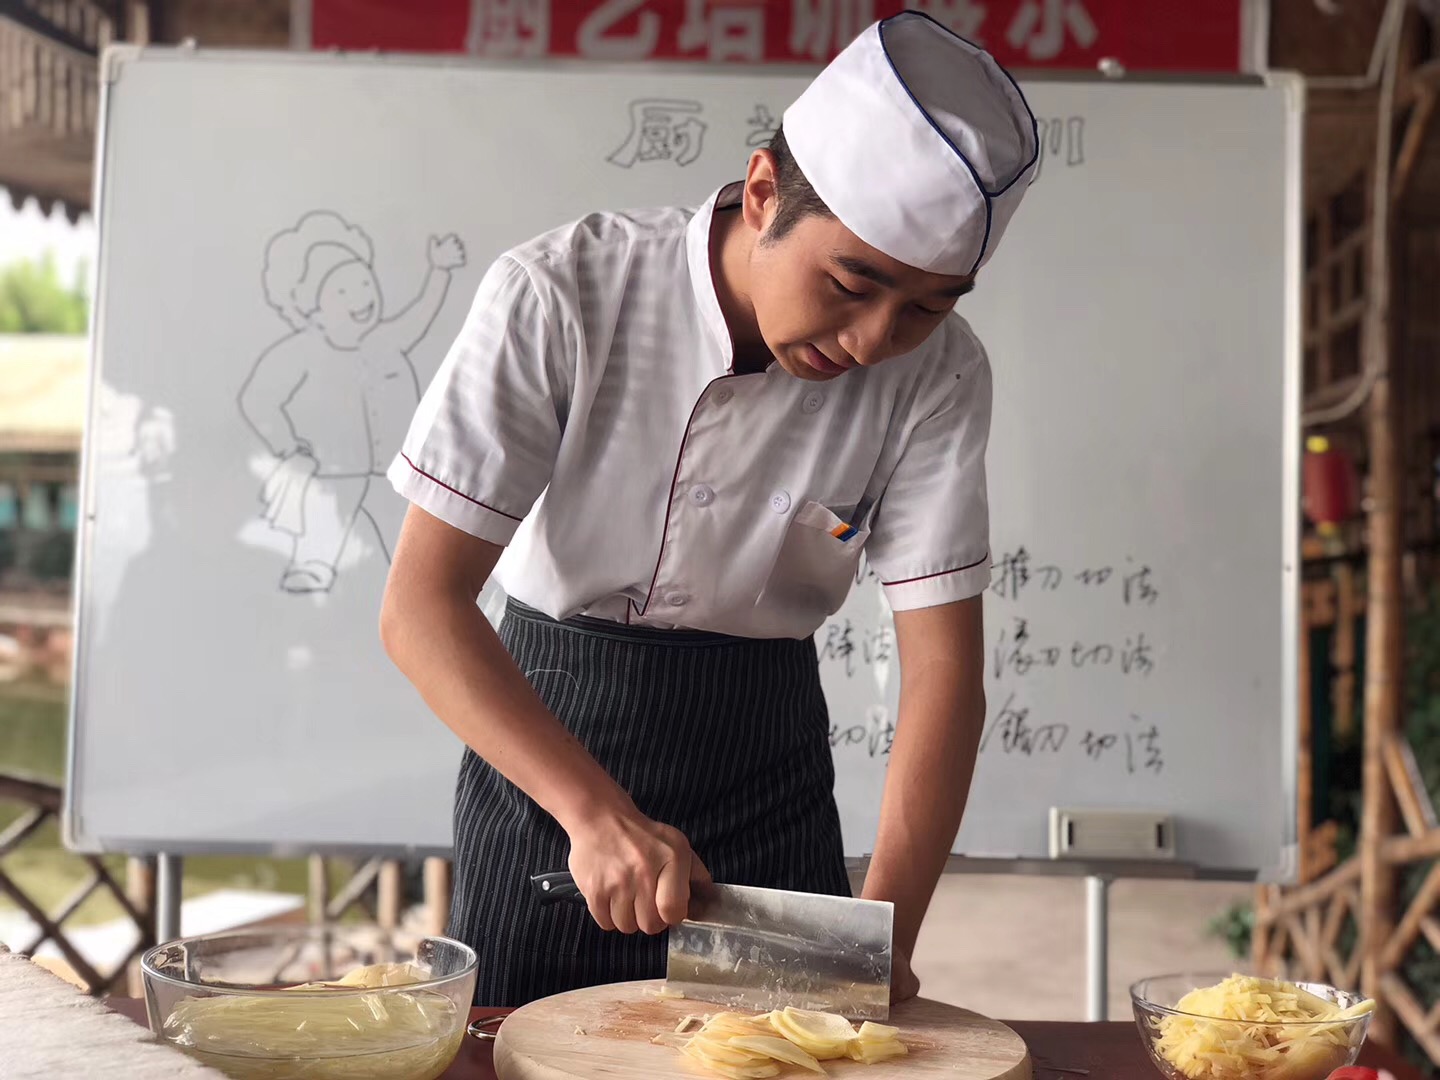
1131, 973, 1375, 1080
141, 926, 477, 1080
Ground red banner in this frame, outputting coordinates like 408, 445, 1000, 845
309, 1, 1248, 73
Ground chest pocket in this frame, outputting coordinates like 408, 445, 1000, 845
757, 501, 870, 618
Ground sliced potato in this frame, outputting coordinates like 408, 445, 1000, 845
857, 1020, 900, 1042
704, 1013, 777, 1036
768, 1017, 847, 1059
660, 1003, 904, 1077
727, 1034, 826, 1074
778, 1008, 861, 1042
333, 961, 419, 988
681, 1041, 780, 1079
769, 1008, 857, 1060
688, 1035, 771, 1067
847, 1038, 909, 1064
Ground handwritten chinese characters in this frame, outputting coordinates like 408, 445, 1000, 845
979, 693, 1165, 775
608, 99, 707, 167
818, 618, 893, 680
991, 547, 1159, 607
819, 546, 1167, 778
981, 546, 1166, 775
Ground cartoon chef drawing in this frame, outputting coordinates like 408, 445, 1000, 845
239, 210, 467, 593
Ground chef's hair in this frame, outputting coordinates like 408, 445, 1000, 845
263, 211, 374, 330
764, 127, 833, 243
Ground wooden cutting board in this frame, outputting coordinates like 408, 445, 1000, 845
493, 979, 1032, 1080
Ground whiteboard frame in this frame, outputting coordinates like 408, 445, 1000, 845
65, 46, 1304, 887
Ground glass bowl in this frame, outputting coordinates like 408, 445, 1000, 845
141, 926, 477, 1080
1131, 974, 1372, 1080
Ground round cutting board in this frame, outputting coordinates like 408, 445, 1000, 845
493, 979, 1032, 1080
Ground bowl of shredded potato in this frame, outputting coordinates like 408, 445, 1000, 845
1131, 973, 1375, 1080
141, 926, 477, 1080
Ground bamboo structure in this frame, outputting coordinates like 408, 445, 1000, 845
1254, 10, 1440, 1066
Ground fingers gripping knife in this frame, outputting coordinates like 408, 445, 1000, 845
530, 871, 894, 1020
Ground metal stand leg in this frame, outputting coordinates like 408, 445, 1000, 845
1086, 875, 1111, 1022
157, 854, 184, 942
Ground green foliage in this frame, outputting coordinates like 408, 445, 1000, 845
1206, 900, 1255, 960
0, 253, 89, 334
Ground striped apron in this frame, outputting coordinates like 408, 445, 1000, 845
447, 599, 851, 1006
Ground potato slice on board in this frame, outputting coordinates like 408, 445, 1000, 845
857, 1021, 900, 1042
847, 1038, 909, 1064
727, 1035, 826, 1074
681, 1041, 780, 1079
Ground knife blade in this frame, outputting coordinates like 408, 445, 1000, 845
530, 870, 893, 1020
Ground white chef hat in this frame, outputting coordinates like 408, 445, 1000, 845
781, 11, 1039, 277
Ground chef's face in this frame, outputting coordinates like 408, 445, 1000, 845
742, 159, 975, 382
312, 260, 382, 348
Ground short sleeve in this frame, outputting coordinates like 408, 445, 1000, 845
864, 332, 993, 610
387, 255, 564, 545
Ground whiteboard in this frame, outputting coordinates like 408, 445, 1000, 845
67, 47, 1302, 880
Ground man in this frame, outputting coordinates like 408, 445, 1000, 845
381, 12, 1038, 1006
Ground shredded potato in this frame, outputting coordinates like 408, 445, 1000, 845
160, 964, 463, 1080
1151, 975, 1375, 1080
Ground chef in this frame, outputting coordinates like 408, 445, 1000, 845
381, 11, 1039, 1007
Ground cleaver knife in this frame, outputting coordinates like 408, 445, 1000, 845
530, 870, 893, 1020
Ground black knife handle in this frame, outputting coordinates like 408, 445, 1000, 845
530, 870, 587, 905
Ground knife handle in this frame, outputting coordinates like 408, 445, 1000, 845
530, 870, 586, 905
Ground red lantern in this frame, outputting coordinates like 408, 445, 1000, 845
1302, 436, 1359, 531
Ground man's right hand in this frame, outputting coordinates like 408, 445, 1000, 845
565, 808, 710, 936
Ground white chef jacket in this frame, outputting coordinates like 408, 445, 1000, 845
388, 184, 993, 641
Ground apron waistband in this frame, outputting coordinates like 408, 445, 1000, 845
503, 597, 765, 648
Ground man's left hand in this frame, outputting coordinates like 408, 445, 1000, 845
890, 950, 921, 1005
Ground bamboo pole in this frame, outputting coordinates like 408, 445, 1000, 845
1383, 828, 1440, 863
1259, 859, 1362, 921
1380, 861, 1440, 970
377, 861, 403, 931
423, 858, 452, 937
1298, 593, 1314, 882
1359, 298, 1403, 1050
1355, 2, 1410, 1040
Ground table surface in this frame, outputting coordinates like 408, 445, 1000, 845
105, 999, 1425, 1080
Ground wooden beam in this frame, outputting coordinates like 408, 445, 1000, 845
1359, 357, 1402, 1047
125, 857, 156, 997
1382, 734, 1439, 836
1298, 591, 1313, 882
1402, 58, 1440, 100
1256, 859, 1362, 922
1383, 828, 1440, 863
1422, 915, 1440, 955
423, 857, 452, 938
1380, 861, 1440, 970
0, 0, 98, 59
0, 806, 51, 855
377, 861, 402, 931
307, 855, 329, 924
1283, 911, 1325, 981
0, 870, 104, 991
325, 859, 381, 922
1379, 972, 1440, 1063
1392, 90, 1437, 205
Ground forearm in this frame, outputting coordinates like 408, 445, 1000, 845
861, 609, 986, 956
381, 584, 630, 832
